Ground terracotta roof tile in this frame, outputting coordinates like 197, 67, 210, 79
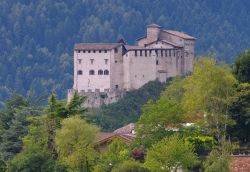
114, 123, 135, 134
74, 43, 122, 50
163, 30, 196, 40
230, 156, 250, 172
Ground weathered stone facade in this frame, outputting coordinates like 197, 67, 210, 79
68, 24, 196, 107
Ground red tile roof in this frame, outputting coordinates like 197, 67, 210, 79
74, 43, 122, 50
114, 123, 135, 134
163, 30, 196, 40
230, 156, 250, 172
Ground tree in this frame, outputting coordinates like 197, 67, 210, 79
7, 147, 55, 172
111, 160, 149, 172
144, 135, 199, 172
93, 138, 131, 172
228, 83, 250, 143
182, 57, 238, 138
204, 137, 233, 172
45, 92, 87, 159
136, 98, 185, 147
55, 116, 99, 172
7, 116, 57, 172
233, 50, 250, 83
0, 93, 42, 166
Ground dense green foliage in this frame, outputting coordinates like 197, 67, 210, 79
0, 94, 42, 167
144, 135, 199, 172
233, 50, 250, 83
88, 81, 166, 131
1, 0, 250, 104
2, 55, 250, 171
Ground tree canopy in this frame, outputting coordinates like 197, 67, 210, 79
1, 0, 250, 104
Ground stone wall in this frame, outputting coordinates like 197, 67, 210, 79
68, 88, 125, 108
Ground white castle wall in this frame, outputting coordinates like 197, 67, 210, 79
73, 49, 111, 92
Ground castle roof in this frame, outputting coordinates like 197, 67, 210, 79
124, 45, 145, 50
74, 43, 123, 50
145, 39, 183, 47
163, 30, 196, 40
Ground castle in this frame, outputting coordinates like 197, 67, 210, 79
68, 24, 195, 107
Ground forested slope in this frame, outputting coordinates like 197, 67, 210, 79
1, 0, 250, 103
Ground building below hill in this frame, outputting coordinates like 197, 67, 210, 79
68, 24, 196, 107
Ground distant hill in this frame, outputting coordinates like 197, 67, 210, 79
0, 0, 250, 103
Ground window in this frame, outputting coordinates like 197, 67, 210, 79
83, 50, 85, 53
115, 85, 118, 89
165, 50, 168, 57
98, 70, 103, 75
77, 70, 83, 75
104, 50, 107, 53
93, 50, 96, 53
145, 50, 147, 57
173, 50, 176, 57
90, 59, 94, 64
105, 59, 108, 64
89, 70, 95, 75
140, 50, 142, 56
78, 59, 82, 64
161, 50, 163, 57
135, 50, 137, 56
88, 50, 91, 53
115, 60, 118, 63
149, 50, 152, 57
99, 50, 102, 53
156, 60, 159, 65
114, 48, 118, 53
169, 50, 171, 56
104, 70, 109, 75
78, 50, 81, 53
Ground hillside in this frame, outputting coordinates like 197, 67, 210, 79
1, 0, 250, 103
86, 80, 166, 131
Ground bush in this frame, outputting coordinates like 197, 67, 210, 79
185, 136, 214, 155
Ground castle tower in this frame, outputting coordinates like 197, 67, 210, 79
146, 23, 161, 42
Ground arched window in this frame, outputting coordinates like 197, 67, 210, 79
89, 70, 95, 75
104, 70, 109, 75
98, 70, 103, 75
77, 70, 83, 75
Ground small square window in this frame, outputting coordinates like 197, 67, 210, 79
78, 50, 81, 53
88, 50, 91, 53
90, 59, 94, 64
93, 50, 96, 53
115, 85, 118, 89
78, 59, 82, 64
83, 50, 85, 53
114, 48, 118, 53
105, 59, 108, 64
104, 50, 107, 53
99, 50, 102, 53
